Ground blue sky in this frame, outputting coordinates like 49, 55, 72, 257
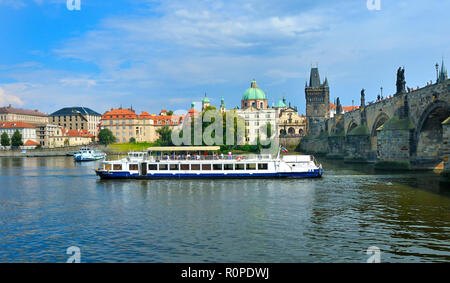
0, 0, 449, 115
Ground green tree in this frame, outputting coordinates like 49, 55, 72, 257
166, 110, 174, 116
129, 137, 136, 143
156, 126, 173, 146
98, 128, 116, 145
1, 132, 10, 147
11, 130, 23, 147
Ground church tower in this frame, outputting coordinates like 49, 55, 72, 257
305, 67, 330, 123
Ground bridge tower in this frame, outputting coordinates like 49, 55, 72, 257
305, 67, 330, 133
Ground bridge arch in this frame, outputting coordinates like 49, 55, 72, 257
370, 112, 390, 151
412, 100, 450, 163
346, 121, 358, 135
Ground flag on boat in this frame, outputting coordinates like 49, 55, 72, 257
281, 147, 288, 153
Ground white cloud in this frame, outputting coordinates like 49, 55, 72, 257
0, 88, 24, 106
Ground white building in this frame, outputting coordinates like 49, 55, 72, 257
0, 121, 39, 149
236, 107, 277, 144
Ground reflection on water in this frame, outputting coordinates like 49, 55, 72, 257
0, 156, 449, 262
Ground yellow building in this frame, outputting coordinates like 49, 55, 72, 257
49, 127, 94, 148
0, 104, 49, 125
100, 108, 157, 143
274, 98, 307, 137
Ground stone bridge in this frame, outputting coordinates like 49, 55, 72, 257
301, 78, 450, 169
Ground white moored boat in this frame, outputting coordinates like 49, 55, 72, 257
74, 147, 106, 162
95, 151, 324, 179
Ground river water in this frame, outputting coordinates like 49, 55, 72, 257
0, 156, 449, 263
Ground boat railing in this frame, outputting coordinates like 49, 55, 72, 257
146, 154, 274, 162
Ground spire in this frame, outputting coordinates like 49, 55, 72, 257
440, 57, 448, 82
324, 77, 329, 87
309, 67, 321, 88
191, 102, 195, 109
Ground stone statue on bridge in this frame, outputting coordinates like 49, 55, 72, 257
396, 67, 406, 95
361, 88, 365, 107
336, 97, 342, 115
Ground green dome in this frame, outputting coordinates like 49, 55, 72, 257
202, 96, 210, 103
242, 87, 267, 100
275, 99, 287, 108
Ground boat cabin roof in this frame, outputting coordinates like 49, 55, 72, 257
146, 146, 221, 152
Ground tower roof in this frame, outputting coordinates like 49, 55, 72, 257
202, 94, 210, 103
242, 80, 267, 100
309, 67, 321, 88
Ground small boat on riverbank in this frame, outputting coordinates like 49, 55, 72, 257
74, 147, 106, 162
95, 151, 323, 180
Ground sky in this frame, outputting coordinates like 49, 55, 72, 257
0, 0, 449, 115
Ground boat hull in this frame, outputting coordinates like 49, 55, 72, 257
95, 169, 324, 180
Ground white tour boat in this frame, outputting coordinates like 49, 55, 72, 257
95, 151, 323, 179
74, 147, 106, 162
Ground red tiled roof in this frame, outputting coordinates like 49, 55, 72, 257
0, 105, 48, 117
24, 140, 40, 146
139, 112, 152, 119
0, 121, 35, 129
329, 103, 359, 112
187, 108, 199, 116
149, 115, 184, 126
102, 108, 138, 120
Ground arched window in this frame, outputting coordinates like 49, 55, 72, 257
260, 102, 264, 109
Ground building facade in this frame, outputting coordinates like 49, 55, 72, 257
100, 108, 156, 143
36, 124, 61, 148
49, 128, 94, 148
0, 121, 39, 148
50, 107, 101, 137
0, 105, 49, 125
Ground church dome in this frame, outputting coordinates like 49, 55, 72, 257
242, 80, 267, 100
275, 98, 287, 108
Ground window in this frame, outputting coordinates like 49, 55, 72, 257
213, 164, 223, 170
180, 164, 189, 170
246, 163, 256, 170
129, 164, 138, 171
104, 164, 112, 171
258, 163, 268, 170
170, 164, 179, 171
191, 164, 201, 170
235, 164, 245, 170
148, 164, 158, 171
202, 164, 211, 171
224, 164, 233, 170
113, 164, 122, 170
159, 164, 168, 170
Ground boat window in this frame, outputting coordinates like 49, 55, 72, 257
213, 164, 223, 171
202, 164, 211, 171
191, 164, 201, 170
113, 164, 122, 171
224, 164, 233, 170
180, 164, 189, 170
148, 164, 158, 171
246, 163, 256, 170
258, 163, 268, 170
159, 164, 168, 170
170, 164, 179, 171
235, 164, 245, 170
104, 164, 112, 171
129, 164, 138, 171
